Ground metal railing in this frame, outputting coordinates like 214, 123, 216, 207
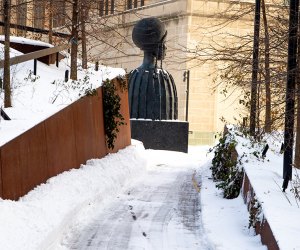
0, 44, 69, 68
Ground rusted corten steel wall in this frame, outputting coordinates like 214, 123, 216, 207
242, 173, 280, 250
0, 78, 131, 200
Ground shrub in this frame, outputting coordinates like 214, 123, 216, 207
248, 195, 263, 229
102, 78, 125, 149
211, 128, 244, 199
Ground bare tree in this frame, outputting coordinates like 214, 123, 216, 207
293, 15, 300, 169
79, 0, 91, 69
250, 0, 261, 137
3, 0, 11, 107
48, 0, 53, 44
187, 2, 289, 136
70, 0, 79, 80
261, 0, 271, 133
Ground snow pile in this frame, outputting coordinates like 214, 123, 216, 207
198, 146, 267, 250
0, 38, 281, 249
0, 36, 55, 47
208, 126, 300, 250
0, 42, 125, 146
201, 172, 267, 250
0, 141, 146, 250
234, 133, 300, 250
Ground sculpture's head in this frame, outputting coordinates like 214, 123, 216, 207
132, 17, 167, 60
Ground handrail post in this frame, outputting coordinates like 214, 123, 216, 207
33, 59, 37, 75
56, 52, 59, 67
65, 70, 69, 82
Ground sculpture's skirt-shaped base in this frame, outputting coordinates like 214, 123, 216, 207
128, 67, 178, 120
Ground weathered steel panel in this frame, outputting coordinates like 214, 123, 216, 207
1, 138, 22, 200
72, 94, 99, 165
0, 77, 131, 200
257, 220, 280, 250
242, 173, 280, 250
19, 122, 48, 196
0, 148, 3, 197
72, 97, 93, 166
45, 105, 77, 176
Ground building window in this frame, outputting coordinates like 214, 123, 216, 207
127, 0, 132, 9
111, 0, 115, 14
53, 0, 65, 28
127, 0, 144, 10
99, 0, 114, 16
33, 0, 45, 29
16, 0, 27, 35
99, 0, 104, 16
104, 0, 108, 15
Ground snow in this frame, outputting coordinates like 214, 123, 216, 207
0, 36, 55, 47
0, 141, 147, 250
0, 42, 125, 146
0, 140, 267, 250
0, 37, 297, 249
235, 133, 300, 250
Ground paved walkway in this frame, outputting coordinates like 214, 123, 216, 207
58, 157, 212, 249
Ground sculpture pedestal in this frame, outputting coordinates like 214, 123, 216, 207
130, 119, 189, 153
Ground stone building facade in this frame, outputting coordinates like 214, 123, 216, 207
1, 0, 255, 145
88, 0, 253, 144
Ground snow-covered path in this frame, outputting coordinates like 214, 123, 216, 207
57, 153, 212, 250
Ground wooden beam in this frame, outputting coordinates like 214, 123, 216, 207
0, 44, 69, 68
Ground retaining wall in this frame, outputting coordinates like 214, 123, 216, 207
242, 173, 280, 250
0, 78, 131, 200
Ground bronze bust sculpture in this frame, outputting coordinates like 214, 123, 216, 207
128, 17, 178, 120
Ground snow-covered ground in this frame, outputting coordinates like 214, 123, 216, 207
54, 147, 211, 250
0, 140, 267, 250
0, 41, 124, 146
0, 38, 299, 249
235, 133, 300, 250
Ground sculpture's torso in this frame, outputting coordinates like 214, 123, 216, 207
129, 66, 178, 120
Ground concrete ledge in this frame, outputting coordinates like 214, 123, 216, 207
242, 173, 280, 250
130, 119, 189, 153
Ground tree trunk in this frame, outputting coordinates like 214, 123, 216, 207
70, 0, 79, 80
3, 0, 11, 108
294, 15, 300, 169
283, 0, 300, 191
81, 3, 88, 69
48, 0, 53, 44
295, 82, 300, 169
261, 0, 271, 133
250, 0, 261, 137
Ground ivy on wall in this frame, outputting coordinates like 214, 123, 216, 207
102, 77, 126, 149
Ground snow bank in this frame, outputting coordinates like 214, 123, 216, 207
0, 44, 125, 146
0, 141, 146, 250
201, 163, 267, 250
235, 135, 300, 250
0, 36, 55, 47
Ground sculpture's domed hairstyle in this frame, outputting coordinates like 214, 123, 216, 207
128, 17, 178, 120
132, 17, 167, 52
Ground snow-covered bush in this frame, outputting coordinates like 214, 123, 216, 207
291, 170, 300, 207
210, 127, 244, 199
248, 195, 263, 229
